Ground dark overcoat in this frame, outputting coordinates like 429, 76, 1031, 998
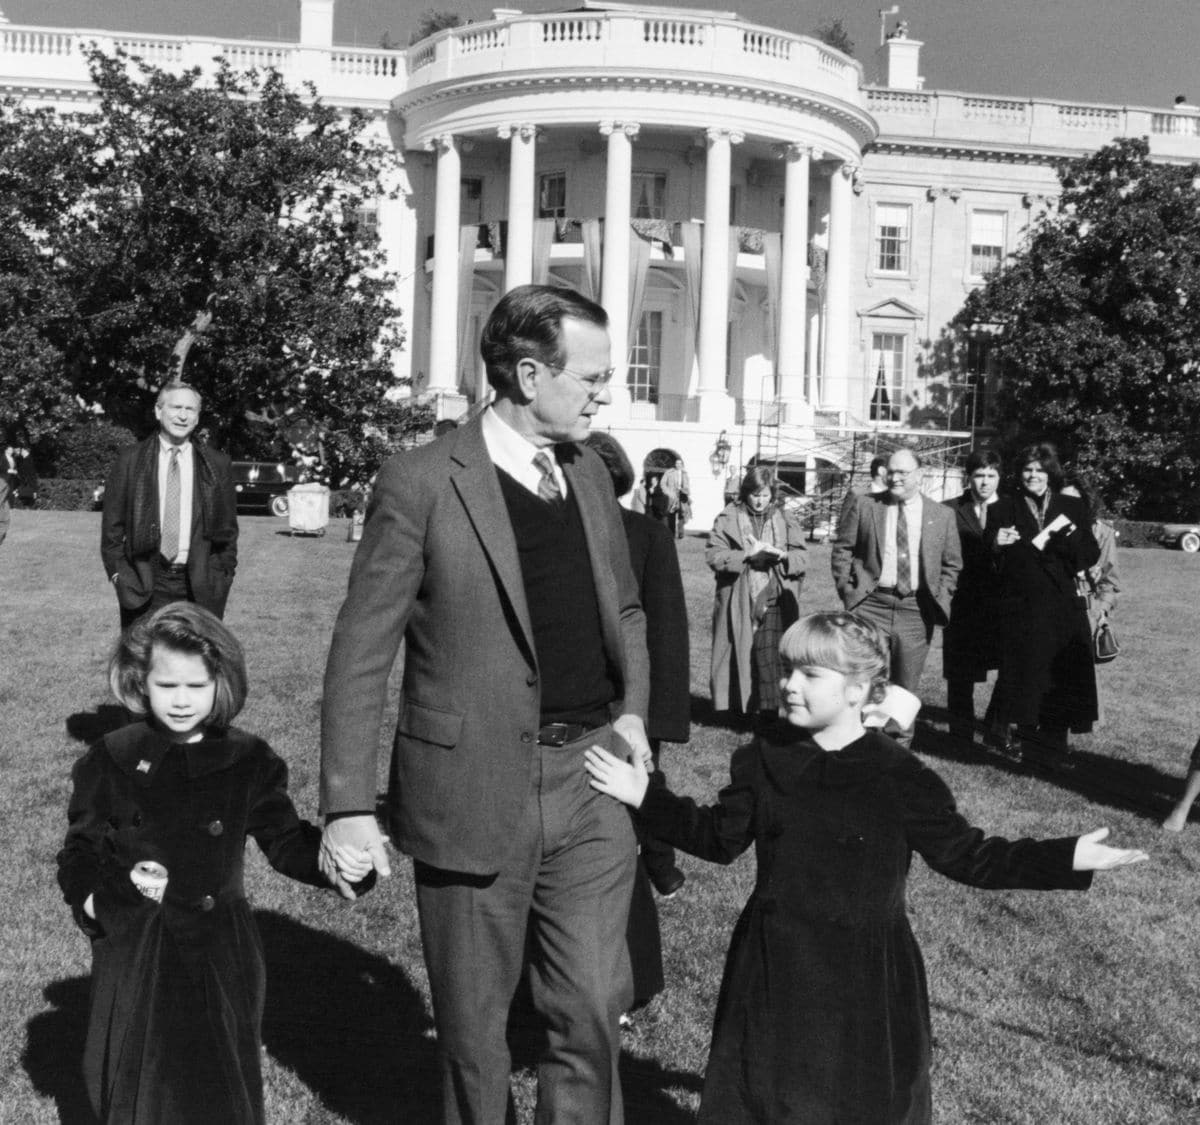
941, 493, 1004, 682
57, 723, 325, 1125
639, 730, 1091, 1125
990, 492, 1100, 731
100, 436, 239, 618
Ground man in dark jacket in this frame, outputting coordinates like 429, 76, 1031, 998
101, 380, 238, 628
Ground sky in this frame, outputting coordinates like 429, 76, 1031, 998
4, 0, 1199, 109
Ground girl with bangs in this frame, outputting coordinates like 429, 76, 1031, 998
586, 610, 1146, 1124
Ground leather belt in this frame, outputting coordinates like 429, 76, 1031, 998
875, 585, 914, 598
158, 556, 188, 574
537, 720, 605, 747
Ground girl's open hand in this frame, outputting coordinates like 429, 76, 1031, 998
1072, 827, 1149, 871
585, 745, 649, 808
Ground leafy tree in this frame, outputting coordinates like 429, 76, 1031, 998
1, 49, 428, 486
409, 11, 463, 46
813, 18, 855, 58
958, 138, 1200, 516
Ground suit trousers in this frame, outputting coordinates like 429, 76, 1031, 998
855, 589, 934, 696
118, 557, 193, 630
415, 723, 637, 1125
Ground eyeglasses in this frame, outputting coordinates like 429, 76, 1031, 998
551, 365, 616, 397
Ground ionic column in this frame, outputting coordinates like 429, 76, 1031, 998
427, 133, 461, 395
821, 159, 856, 413
698, 128, 743, 407
777, 143, 812, 412
501, 122, 538, 292
600, 120, 638, 397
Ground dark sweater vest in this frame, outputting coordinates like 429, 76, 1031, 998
496, 468, 616, 725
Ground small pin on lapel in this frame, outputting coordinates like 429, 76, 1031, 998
136, 760, 151, 773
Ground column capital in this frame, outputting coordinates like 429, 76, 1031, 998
774, 142, 813, 162
498, 122, 540, 142
926, 185, 962, 202
425, 133, 456, 154
837, 160, 860, 180
599, 120, 640, 139
706, 127, 745, 146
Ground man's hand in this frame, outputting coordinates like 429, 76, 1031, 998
320, 815, 392, 900
612, 713, 652, 771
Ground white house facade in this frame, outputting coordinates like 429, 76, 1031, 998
3, 0, 1198, 527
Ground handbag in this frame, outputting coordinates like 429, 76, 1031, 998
1093, 616, 1120, 663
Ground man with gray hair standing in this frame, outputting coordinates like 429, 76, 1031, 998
100, 380, 238, 628
831, 445, 961, 698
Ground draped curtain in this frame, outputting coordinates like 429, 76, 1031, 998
456, 226, 478, 394
532, 219, 555, 285
681, 221, 702, 395
627, 229, 652, 366
762, 231, 782, 371
581, 218, 603, 300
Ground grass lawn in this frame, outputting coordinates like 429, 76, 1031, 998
3, 510, 1198, 1123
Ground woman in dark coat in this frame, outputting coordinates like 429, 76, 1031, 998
586, 611, 1145, 1124
990, 443, 1100, 761
708, 467, 805, 718
587, 433, 691, 1004
942, 449, 1004, 739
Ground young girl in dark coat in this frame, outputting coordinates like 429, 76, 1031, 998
585, 611, 1147, 1125
57, 604, 371, 1125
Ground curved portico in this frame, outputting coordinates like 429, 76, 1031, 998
394, 4, 876, 436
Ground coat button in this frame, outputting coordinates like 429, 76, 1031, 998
207, 819, 224, 837
198, 895, 215, 912
520, 732, 533, 743
526, 673, 538, 687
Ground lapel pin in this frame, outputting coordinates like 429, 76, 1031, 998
136, 759, 152, 773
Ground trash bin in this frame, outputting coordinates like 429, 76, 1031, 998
287, 482, 330, 537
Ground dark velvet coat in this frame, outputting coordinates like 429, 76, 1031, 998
57, 723, 326, 1125
639, 730, 1091, 1125
941, 494, 1004, 682
989, 492, 1101, 732
100, 435, 239, 618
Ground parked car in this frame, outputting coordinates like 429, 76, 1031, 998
92, 460, 301, 517
1161, 521, 1200, 553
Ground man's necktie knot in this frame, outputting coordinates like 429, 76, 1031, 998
533, 451, 561, 503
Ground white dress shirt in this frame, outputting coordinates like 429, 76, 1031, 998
879, 493, 922, 588
157, 436, 194, 563
481, 407, 569, 499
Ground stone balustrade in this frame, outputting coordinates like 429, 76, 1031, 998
866, 86, 1200, 159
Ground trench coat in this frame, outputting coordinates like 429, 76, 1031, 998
639, 729, 1091, 1124
942, 493, 1004, 682
707, 503, 806, 714
56, 723, 326, 1125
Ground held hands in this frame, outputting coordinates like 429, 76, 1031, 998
745, 535, 784, 568
1072, 827, 1149, 871
320, 814, 392, 900
585, 745, 650, 809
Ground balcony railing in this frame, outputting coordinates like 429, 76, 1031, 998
866, 86, 1200, 157
0, 23, 401, 105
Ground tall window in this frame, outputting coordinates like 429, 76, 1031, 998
347, 200, 379, 243
460, 178, 483, 225
964, 335, 994, 427
874, 203, 911, 273
631, 173, 667, 220
969, 210, 1006, 277
869, 332, 905, 423
627, 311, 663, 403
538, 172, 567, 219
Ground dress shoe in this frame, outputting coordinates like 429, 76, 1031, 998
649, 866, 686, 898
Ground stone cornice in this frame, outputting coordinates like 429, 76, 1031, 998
866, 136, 1085, 166
393, 69, 878, 148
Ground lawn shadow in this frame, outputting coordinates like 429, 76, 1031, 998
912, 714, 1181, 824
689, 693, 762, 735
255, 909, 439, 1125
23, 976, 98, 1124
64, 705, 129, 745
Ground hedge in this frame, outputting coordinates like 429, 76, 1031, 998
1109, 519, 1166, 548
36, 479, 103, 512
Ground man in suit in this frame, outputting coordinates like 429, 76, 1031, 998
100, 380, 238, 628
319, 284, 651, 1125
831, 446, 962, 698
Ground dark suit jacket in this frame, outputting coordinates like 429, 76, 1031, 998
831, 491, 962, 624
100, 436, 238, 617
621, 509, 690, 744
320, 415, 649, 876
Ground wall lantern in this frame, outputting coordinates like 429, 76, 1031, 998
709, 430, 732, 477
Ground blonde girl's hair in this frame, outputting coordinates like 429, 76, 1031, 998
109, 603, 248, 731
778, 611, 890, 704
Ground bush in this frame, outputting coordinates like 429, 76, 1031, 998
49, 418, 137, 478
1109, 518, 1166, 548
36, 478, 103, 511
329, 488, 368, 518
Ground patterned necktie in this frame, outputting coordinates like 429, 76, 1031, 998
895, 500, 912, 597
533, 451, 562, 502
161, 447, 181, 562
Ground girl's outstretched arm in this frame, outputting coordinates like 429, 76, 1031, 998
585, 745, 649, 808
1073, 828, 1149, 870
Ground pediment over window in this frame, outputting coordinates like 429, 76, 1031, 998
858, 298, 923, 320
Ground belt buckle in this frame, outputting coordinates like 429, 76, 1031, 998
538, 722, 571, 747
